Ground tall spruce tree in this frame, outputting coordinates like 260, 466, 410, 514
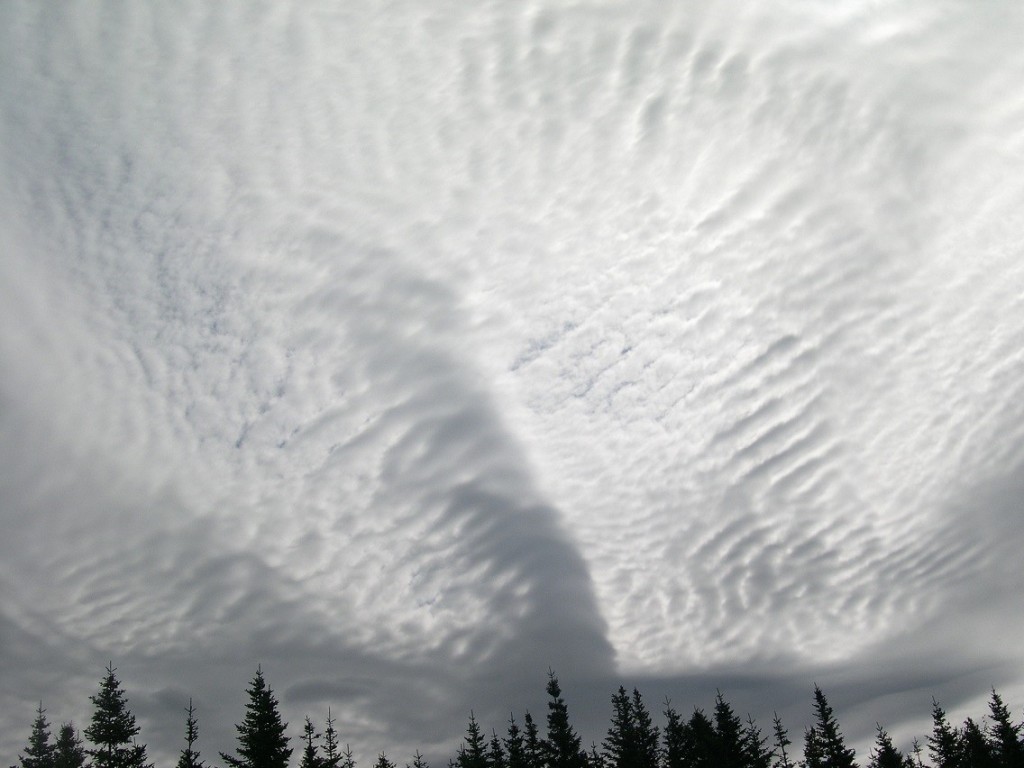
84, 664, 151, 768
505, 715, 529, 768
809, 686, 856, 768
19, 704, 56, 768
523, 713, 544, 768
603, 688, 635, 768
928, 700, 960, 768
743, 715, 773, 768
456, 712, 488, 768
53, 724, 86, 768
176, 700, 204, 768
662, 702, 685, 768
713, 692, 746, 768
543, 672, 587, 768
323, 710, 342, 768
771, 713, 794, 768
961, 718, 997, 768
988, 690, 1024, 768
220, 667, 292, 768
684, 709, 718, 768
489, 730, 508, 768
299, 717, 322, 768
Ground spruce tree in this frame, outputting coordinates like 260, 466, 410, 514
809, 686, 857, 768
489, 730, 508, 768
743, 714, 773, 768
176, 700, 204, 768
84, 664, 151, 768
53, 724, 86, 768
928, 700, 960, 768
523, 712, 545, 768
661, 702, 685, 768
603, 688, 635, 768
988, 690, 1024, 768
300, 717, 322, 768
803, 727, 825, 768
220, 667, 292, 768
505, 715, 529, 768
375, 755, 396, 768
866, 726, 911, 768
629, 690, 658, 768
684, 709, 718, 768
961, 718, 997, 768
19, 704, 56, 768
323, 710, 342, 768
542, 672, 586, 768
713, 692, 746, 768
409, 752, 429, 768
456, 713, 488, 768
771, 713, 794, 768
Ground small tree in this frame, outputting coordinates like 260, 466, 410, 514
523, 713, 543, 768
743, 714, 773, 768
772, 713, 794, 768
662, 702, 685, 768
299, 717, 322, 768
84, 664, 151, 768
408, 751, 429, 768
53, 724, 86, 768
928, 700, 960, 768
489, 730, 508, 768
220, 667, 292, 768
543, 672, 587, 768
323, 710, 342, 768
375, 754, 396, 768
457, 712, 488, 768
713, 692, 746, 768
176, 700, 204, 768
19, 704, 56, 768
867, 725, 911, 768
505, 715, 528, 768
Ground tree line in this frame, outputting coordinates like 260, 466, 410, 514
12, 664, 1024, 768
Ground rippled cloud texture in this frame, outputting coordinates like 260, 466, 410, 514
2, 1, 1023, 764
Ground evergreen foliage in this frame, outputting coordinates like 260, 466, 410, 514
176, 700, 204, 768
742, 715, 772, 768
53, 724, 86, 768
543, 673, 587, 768
19, 704, 56, 768
488, 730, 507, 768
409, 752, 429, 768
374, 754, 396, 768
771, 713, 794, 768
661, 703, 685, 768
456, 713, 487, 768
988, 690, 1024, 768
323, 710, 342, 768
504, 715, 529, 768
928, 700, 961, 768
808, 686, 856, 768
84, 664, 151, 768
712, 692, 746, 768
866, 726, 911, 768
219, 667, 292, 768
523, 713, 544, 768
299, 717, 321, 768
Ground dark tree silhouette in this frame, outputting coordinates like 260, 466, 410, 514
928, 700, 961, 768
176, 700, 204, 768
662, 702, 685, 768
374, 754, 396, 768
988, 690, 1024, 768
19, 704, 56, 768
323, 710, 342, 768
743, 714, 773, 768
523, 713, 544, 768
961, 718, 997, 768
505, 715, 529, 768
772, 713, 794, 768
220, 667, 292, 768
866, 725, 911, 768
713, 692, 746, 768
808, 686, 857, 768
53, 724, 86, 768
300, 717, 322, 768
488, 730, 507, 768
408, 751, 429, 768
543, 672, 587, 768
456, 712, 487, 768
84, 664, 151, 768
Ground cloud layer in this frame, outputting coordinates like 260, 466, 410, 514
2, 0, 1023, 764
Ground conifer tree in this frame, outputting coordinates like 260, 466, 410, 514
662, 702, 685, 768
713, 692, 746, 768
53, 724, 86, 768
808, 686, 856, 768
961, 718, 997, 768
300, 717, 322, 768
928, 700, 960, 768
587, 744, 605, 768
505, 715, 529, 768
629, 690, 658, 768
744, 714, 773, 768
19, 704, 57, 768
375, 754, 396, 768
803, 727, 825, 768
523, 713, 544, 768
323, 710, 342, 768
543, 673, 587, 768
772, 714, 794, 768
988, 690, 1024, 768
84, 664, 151, 768
176, 700, 204, 768
457, 712, 488, 768
220, 667, 292, 768
866, 726, 911, 768
340, 744, 356, 768
409, 752, 429, 768
489, 730, 508, 768
603, 688, 635, 768
684, 709, 717, 768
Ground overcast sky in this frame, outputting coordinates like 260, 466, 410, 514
2, 1, 1024, 765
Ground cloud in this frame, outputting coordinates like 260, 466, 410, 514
2, 0, 1024, 765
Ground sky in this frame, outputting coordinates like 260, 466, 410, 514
2, 1, 1023, 765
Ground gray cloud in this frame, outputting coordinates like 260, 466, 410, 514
3, 1, 1024, 766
